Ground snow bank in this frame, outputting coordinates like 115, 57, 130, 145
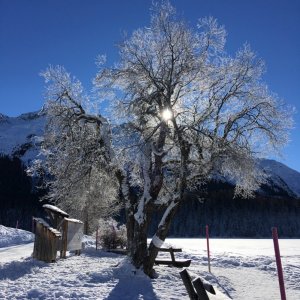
0, 225, 34, 248
82, 235, 96, 249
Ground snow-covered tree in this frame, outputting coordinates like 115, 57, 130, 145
32, 66, 119, 234
34, 1, 293, 277
93, 1, 293, 276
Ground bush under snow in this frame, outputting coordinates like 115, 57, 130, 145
96, 218, 127, 250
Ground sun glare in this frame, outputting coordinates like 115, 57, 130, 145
162, 108, 173, 121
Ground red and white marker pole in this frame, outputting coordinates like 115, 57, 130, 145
272, 227, 286, 300
206, 225, 211, 273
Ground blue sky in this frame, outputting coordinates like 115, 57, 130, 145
0, 0, 299, 171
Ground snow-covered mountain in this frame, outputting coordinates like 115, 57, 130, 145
0, 111, 45, 163
0, 111, 299, 198
259, 159, 300, 198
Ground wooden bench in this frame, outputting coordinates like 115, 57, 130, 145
154, 247, 191, 268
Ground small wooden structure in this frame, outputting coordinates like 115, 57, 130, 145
32, 218, 61, 262
32, 205, 83, 262
180, 269, 216, 300
154, 247, 191, 268
43, 204, 69, 229
60, 217, 84, 258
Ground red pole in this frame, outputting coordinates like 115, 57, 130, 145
206, 225, 211, 273
272, 227, 286, 300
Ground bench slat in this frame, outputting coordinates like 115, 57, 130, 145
157, 248, 182, 252
154, 259, 191, 267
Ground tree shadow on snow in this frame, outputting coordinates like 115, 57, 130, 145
104, 275, 159, 300
0, 257, 48, 280
212, 275, 235, 299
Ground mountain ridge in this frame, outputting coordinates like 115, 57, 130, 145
0, 110, 299, 199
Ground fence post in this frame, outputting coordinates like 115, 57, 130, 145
205, 225, 211, 273
272, 227, 286, 300
96, 226, 99, 250
16, 220, 19, 229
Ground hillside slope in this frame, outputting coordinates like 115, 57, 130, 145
0, 111, 45, 163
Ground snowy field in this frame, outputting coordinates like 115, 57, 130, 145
0, 226, 299, 299
165, 238, 300, 299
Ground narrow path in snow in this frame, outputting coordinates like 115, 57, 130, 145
0, 242, 33, 263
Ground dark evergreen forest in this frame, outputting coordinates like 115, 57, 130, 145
1, 154, 299, 237
0, 155, 46, 231
149, 181, 300, 238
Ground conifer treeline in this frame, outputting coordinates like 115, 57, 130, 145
0, 155, 45, 230
149, 181, 300, 238
1, 155, 299, 237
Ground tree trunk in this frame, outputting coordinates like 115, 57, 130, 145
126, 205, 153, 274
131, 219, 149, 269
143, 134, 190, 277
143, 201, 180, 277
126, 210, 135, 254
83, 208, 89, 235
125, 121, 190, 277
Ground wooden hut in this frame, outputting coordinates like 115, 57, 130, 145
42, 204, 69, 229
33, 204, 83, 262
32, 218, 61, 262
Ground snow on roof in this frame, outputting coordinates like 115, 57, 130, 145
42, 204, 69, 217
33, 217, 61, 236
64, 218, 83, 224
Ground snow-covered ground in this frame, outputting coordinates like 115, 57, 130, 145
165, 238, 300, 299
0, 225, 34, 248
0, 226, 299, 299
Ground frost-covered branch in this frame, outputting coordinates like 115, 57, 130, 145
31, 66, 120, 234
